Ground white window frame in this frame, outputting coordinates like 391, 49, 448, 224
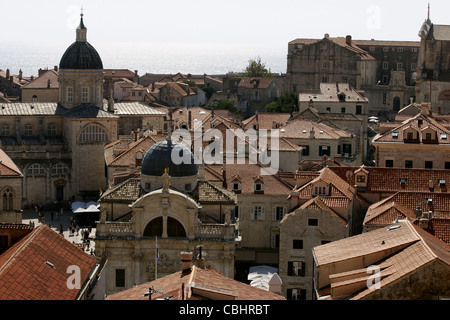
81, 87, 89, 103
273, 207, 287, 221
67, 87, 73, 103
251, 206, 265, 221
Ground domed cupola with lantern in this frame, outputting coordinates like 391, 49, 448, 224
58, 11, 104, 109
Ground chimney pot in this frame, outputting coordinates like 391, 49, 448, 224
180, 252, 193, 273
346, 35, 352, 46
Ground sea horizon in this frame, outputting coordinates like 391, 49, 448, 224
0, 40, 288, 79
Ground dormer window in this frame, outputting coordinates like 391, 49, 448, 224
232, 182, 241, 192
254, 182, 264, 193
392, 132, 399, 138
439, 180, 446, 186
400, 178, 407, 185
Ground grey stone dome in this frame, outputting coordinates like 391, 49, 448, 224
141, 140, 198, 177
59, 41, 103, 70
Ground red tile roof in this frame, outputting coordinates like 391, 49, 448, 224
0, 148, 22, 176
0, 225, 97, 300
106, 265, 285, 300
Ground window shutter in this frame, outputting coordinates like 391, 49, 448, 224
261, 207, 265, 220
272, 207, 277, 220
251, 206, 255, 220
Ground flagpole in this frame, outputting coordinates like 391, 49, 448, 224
155, 236, 158, 280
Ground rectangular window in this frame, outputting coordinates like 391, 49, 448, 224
341, 107, 346, 113
67, 87, 73, 103
308, 218, 318, 226
251, 206, 265, 221
273, 207, 287, 220
322, 61, 327, 70
445, 162, 450, 170
357, 175, 366, 183
301, 145, 310, 156
383, 62, 389, 70
321, 76, 328, 83
48, 124, 57, 136
319, 146, 331, 157
293, 240, 303, 250
397, 63, 403, 71
287, 288, 306, 300
383, 93, 387, 105
405, 160, 413, 169
425, 161, 433, 169
398, 48, 404, 52
115, 269, 125, 288
288, 261, 305, 277
81, 87, 89, 103
1, 125, 10, 136
356, 105, 362, 115
411, 63, 417, 71
385, 160, 394, 168
23, 124, 32, 136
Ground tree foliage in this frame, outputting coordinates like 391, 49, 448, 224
212, 99, 240, 114
265, 92, 299, 114
242, 57, 273, 78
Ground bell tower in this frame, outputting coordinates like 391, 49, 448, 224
58, 10, 104, 109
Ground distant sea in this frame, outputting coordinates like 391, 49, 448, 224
0, 41, 287, 78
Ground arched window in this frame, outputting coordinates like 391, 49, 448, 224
79, 125, 108, 142
32, 95, 38, 103
51, 163, 69, 175
167, 217, 186, 238
27, 163, 46, 176
2, 188, 14, 211
143, 217, 163, 237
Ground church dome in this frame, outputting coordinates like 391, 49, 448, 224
59, 42, 103, 70
141, 139, 198, 177
59, 13, 103, 70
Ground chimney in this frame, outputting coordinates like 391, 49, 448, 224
54, 65, 58, 72
310, 127, 316, 139
196, 246, 206, 269
415, 205, 423, 218
268, 273, 282, 295
222, 168, 227, 188
188, 109, 192, 129
19, 69, 22, 80
108, 90, 115, 112
324, 33, 330, 39
346, 35, 352, 46
6, 69, 10, 80
180, 252, 193, 274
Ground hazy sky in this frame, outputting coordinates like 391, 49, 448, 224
1, 0, 448, 47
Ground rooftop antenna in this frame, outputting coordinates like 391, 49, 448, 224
427, 3, 430, 21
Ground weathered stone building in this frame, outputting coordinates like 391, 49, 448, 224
287, 34, 420, 117
297, 83, 369, 165
95, 138, 240, 296
0, 14, 166, 206
415, 14, 450, 114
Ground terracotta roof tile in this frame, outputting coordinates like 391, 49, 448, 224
106, 265, 285, 300
0, 225, 97, 300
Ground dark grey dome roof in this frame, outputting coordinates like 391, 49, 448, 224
59, 41, 103, 70
141, 140, 198, 177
